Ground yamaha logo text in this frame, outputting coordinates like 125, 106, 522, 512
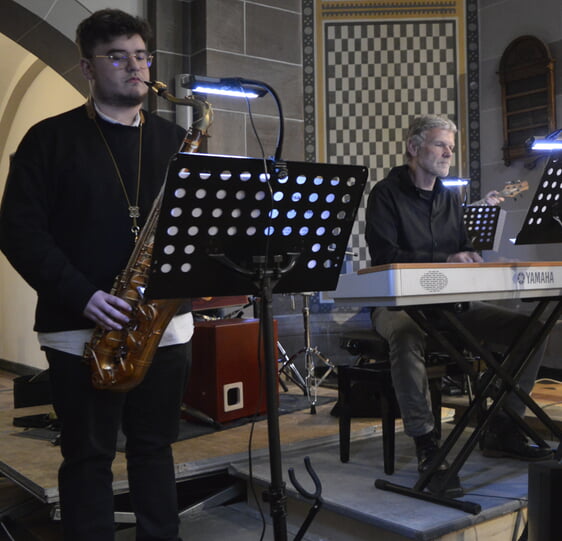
516, 271, 555, 285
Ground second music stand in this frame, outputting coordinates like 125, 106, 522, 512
463, 205, 504, 251
516, 151, 562, 244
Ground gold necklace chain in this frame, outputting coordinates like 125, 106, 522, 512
90, 109, 143, 242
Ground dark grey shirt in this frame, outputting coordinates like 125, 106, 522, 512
365, 164, 473, 266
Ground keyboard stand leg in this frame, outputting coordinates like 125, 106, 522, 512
375, 298, 562, 512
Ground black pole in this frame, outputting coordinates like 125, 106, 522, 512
260, 271, 288, 540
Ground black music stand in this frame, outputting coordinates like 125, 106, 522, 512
516, 151, 562, 244
463, 205, 504, 251
145, 152, 368, 540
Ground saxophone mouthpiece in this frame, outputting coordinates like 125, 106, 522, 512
146, 80, 208, 109
145, 80, 168, 96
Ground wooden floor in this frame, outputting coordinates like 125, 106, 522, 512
0, 368, 356, 540
1, 367, 562, 540
0, 369, 64, 540
0, 369, 15, 411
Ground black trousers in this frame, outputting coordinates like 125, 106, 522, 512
45, 343, 191, 541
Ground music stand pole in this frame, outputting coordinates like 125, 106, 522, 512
208, 252, 295, 540
259, 264, 289, 541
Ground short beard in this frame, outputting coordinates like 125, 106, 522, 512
96, 89, 146, 108
108, 94, 145, 107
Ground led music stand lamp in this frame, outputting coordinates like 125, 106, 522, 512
145, 152, 368, 540
516, 151, 562, 244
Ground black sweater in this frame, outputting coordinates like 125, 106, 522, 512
365, 165, 473, 265
0, 104, 186, 332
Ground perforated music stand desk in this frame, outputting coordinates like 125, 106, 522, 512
146, 152, 368, 541
146, 153, 367, 299
516, 151, 562, 244
463, 205, 504, 251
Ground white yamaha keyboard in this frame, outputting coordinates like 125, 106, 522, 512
329, 261, 562, 307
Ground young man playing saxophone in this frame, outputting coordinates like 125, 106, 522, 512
0, 9, 194, 540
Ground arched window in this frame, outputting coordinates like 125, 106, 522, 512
499, 35, 556, 166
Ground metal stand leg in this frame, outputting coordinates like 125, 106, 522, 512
277, 341, 307, 394
275, 293, 336, 411
301, 293, 336, 413
287, 293, 336, 414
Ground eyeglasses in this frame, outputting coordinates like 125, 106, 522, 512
93, 51, 154, 69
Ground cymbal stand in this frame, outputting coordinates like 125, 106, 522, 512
291, 292, 336, 414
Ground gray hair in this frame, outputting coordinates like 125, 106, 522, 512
404, 115, 457, 160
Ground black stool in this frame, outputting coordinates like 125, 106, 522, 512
337, 330, 449, 475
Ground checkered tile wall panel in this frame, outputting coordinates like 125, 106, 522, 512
323, 20, 459, 273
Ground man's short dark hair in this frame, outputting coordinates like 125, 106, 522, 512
75, 8, 152, 58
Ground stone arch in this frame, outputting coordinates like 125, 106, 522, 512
0, 0, 89, 95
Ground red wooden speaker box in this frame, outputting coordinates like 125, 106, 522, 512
185, 318, 278, 423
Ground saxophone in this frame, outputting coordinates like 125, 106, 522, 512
84, 81, 213, 391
